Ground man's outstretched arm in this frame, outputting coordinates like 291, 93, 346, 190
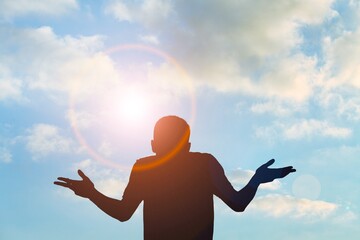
209, 157, 296, 212
54, 169, 141, 222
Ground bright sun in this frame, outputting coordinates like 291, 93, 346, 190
119, 90, 148, 121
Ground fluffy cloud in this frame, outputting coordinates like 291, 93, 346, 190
26, 123, 74, 159
250, 100, 305, 116
323, 27, 360, 89
1, 25, 186, 114
310, 144, 360, 166
106, 0, 334, 102
71, 159, 128, 198
0, 0, 78, 19
255, 119, 352, 141
252, 54, 317, 102
283, 119, 352, 139
249, 194, 338, 220
66, 109, 98, 130
313, 4, 360, 120
314, 25, 360, 121
0, 26, 121, 102
139, 34, 160, 45
105, 1, 132, 22
315, 87, 360, 121
0, 147, 12, 163
97, 141, 114, 158
105, 0, 173, 28
332, 210, 358, 223
0, 78, 22, 102
0, 65, 23, 102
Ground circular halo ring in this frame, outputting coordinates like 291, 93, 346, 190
69, 44, 197, 171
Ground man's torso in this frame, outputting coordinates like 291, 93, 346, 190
128, 152, 216, 240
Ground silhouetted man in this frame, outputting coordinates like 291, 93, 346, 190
55, 115, 295, 240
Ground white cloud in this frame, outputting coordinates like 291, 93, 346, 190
105, 1, 132, 22
97, 141, 114, 158
316, 82, 360, 122
217, 193, 354, 223
332, 95, 360, 121
71, 159, 128, 198
0, 147, 12, 163
66, 109, 98, 130
0, 78, 22, 101
317, 16, 360, 119
333, 211, 358, 224
26, 123, 74, 159
0, 0, 78, 19
250, 100, 305, 116
249, 194, 338, 220
350, 0, 360, 10
0, 26, 122, 102
145, 61, 194, 99
255, 119, 352, 141
252, 54, 317, 102
139, 34, 160, 45
97, 177, 126, 198
310, 144, 360, 165
105, 0, 334, 102
318, 90, 353, 117
0, 65, 23, 102
283, 119, 352, 139
103, 0, 360, 127
323, 29, 360, 89
105, 0, 173, 27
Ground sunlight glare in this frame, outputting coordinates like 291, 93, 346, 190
119, 90, 148, 122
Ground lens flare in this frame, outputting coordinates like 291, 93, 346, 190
118, 89, 148, 122
68, 44, 196, 170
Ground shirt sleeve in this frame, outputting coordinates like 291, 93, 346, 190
120, 162, 144, 215
206, 154, 238, 206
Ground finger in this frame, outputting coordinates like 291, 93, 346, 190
283, 166, 296, 173
54, 181, 71, 188
78, 169, 89, 181
57, 177, 76, 184
262, 159, 275, 168
280, 167, 296, 177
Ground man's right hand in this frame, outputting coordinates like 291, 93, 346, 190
251, 159, 296, 185
54, 170, 95, 198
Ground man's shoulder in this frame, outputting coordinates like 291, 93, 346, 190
136, 155, 157, 163
188, 152, 217, 161
133, 155, 158, 169
135, 152, 218, 165
190, 152, 221, 168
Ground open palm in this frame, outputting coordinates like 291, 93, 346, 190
253, 159, 296, 184
54, 170, 95, 198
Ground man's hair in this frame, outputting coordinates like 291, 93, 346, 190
152, 116, 190, 155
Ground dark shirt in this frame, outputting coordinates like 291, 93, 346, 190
122, 152, 231, 240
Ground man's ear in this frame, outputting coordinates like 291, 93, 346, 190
185, 142, 191, 152
151, 140, 156, 153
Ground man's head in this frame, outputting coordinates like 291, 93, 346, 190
151, 116, 191, 156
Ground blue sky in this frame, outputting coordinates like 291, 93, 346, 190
1, 0, 359, 239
